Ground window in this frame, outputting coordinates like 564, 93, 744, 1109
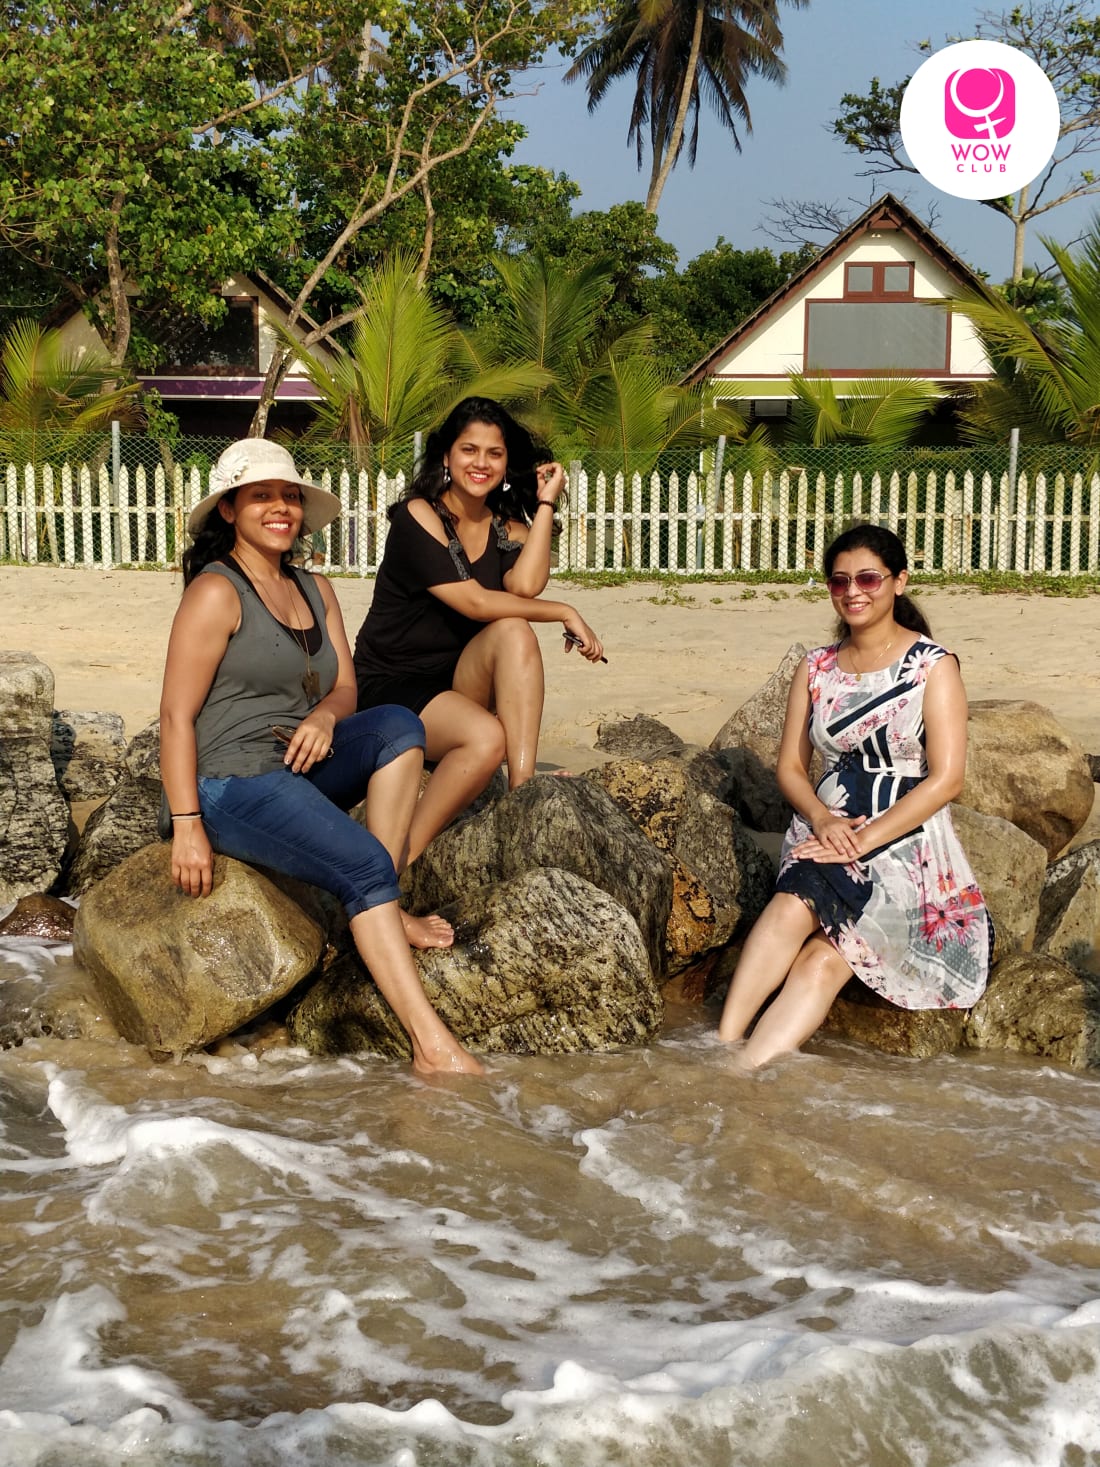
146, 298, 259, 375
843, 262, 914, 299
806, 301, 948, 373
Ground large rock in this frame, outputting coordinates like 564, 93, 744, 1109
709, 644, 811, 831
595, 715, 731, 803
960, 700, 1094, 859
74, 843, 324, 1056
0, 894, 75, 941
50, 710, 127, 801
288, 867, 661, 1058
0, 652, 73, 903
949, 802, 1046, 960
820, 985, 967, 1058
401, 774, 672, 976
1036, 840, 1100, 977
66, 721, 163, 895
963, 951, 1100, 1069
585, 757, 773, 980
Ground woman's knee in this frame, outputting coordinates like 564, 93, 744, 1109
486, 617, 541, 663
787, 939, 851, 999
425, 699, 506, 770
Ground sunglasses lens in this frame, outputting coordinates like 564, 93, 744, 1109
827, 571, 886, 592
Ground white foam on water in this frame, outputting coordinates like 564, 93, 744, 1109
4, 1007, 1100, 1464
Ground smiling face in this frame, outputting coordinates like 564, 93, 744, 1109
219, 479, 305, 554
443, 421, 507, 498
828, 547, 907, 633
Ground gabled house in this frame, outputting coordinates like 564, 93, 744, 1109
683, 194, 995, 434
53, 272, 340, 437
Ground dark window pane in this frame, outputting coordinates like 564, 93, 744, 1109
806, 302, 948, 371
147, 301, 258, 374
846, 265, 875, 294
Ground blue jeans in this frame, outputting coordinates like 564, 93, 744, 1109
197, 706, 424, 918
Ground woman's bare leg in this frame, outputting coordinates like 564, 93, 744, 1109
407, 690, 507, 867
717, 893, 821, 1043
452, 618, 544, 788
739, 931, 853, 1069
348, 902, 483, 1077
358, 746, 453, 950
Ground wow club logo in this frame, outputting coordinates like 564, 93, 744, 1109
900, 39, 1058, 201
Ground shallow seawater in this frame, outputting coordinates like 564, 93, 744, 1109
2, 938, 1100, 1467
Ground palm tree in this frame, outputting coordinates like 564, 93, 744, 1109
786, 373, 942, 449
0, 318, 144, 462
0, 318, 144, 559
948, 224, 1100, 458
276, 253, 550, 473
471, 250, 750, 470
565, 0, 808, 214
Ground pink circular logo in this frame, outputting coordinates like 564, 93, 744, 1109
900, 40, 1059, 200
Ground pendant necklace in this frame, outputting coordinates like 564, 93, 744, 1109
232, 551, 320, 704
849, 632, 897, 683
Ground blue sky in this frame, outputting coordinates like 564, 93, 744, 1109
501, 0, 1098, 281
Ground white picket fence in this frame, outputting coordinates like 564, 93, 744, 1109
2, 458, 1099, 575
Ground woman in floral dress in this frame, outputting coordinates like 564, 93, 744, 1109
718, 523, 991, 1067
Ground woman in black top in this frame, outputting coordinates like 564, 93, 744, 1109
354, 398, 604, 866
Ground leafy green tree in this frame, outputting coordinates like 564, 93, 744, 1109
786, 374, 943, 448
830, 2, 1100, 280
0, 0, 343, 365
249, 0, 592, 434
948, 219, 1100, 454
565, 0, 809, 213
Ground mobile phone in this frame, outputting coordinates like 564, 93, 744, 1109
271, 724, 297, 745
562, 630, 608, 663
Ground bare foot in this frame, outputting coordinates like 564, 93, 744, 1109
401, 909, 454, 950
412, 1037, 485, 1078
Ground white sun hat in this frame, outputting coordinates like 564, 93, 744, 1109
187, 439, 342, 539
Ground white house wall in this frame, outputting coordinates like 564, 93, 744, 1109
708, 232, 989, 383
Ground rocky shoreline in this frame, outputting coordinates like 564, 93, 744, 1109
2, 646, 1099, 1069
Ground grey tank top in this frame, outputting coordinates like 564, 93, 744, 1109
194, 561, 339, 778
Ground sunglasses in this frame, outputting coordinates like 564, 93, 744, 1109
826, 570, 892, 594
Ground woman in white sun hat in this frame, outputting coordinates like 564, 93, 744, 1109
160, 438, 482, 1077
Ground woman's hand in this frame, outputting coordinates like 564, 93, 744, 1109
791, 812, 868, 863
281, 708, 338, 773
562, 611, 604, 664
172, 820, 214, 898
536, 461, 566, 506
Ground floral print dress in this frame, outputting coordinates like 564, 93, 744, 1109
774, 639, 991, 1009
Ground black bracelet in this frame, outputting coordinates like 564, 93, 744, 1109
535, 500, 554, 511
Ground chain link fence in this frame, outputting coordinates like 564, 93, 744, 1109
1, 432, 1097, 576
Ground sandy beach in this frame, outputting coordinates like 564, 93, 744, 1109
4, 565, 1098, 764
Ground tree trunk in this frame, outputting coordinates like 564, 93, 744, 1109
105, 191, 132, 368
1011, 183, 1030, 282
645, 0, 705, 214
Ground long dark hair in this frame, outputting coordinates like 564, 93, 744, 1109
398, 397, 556, 526
823, 522, 932, 638
181, 490, 296, 586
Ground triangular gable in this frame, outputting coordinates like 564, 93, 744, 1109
682, 194, 993, 389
